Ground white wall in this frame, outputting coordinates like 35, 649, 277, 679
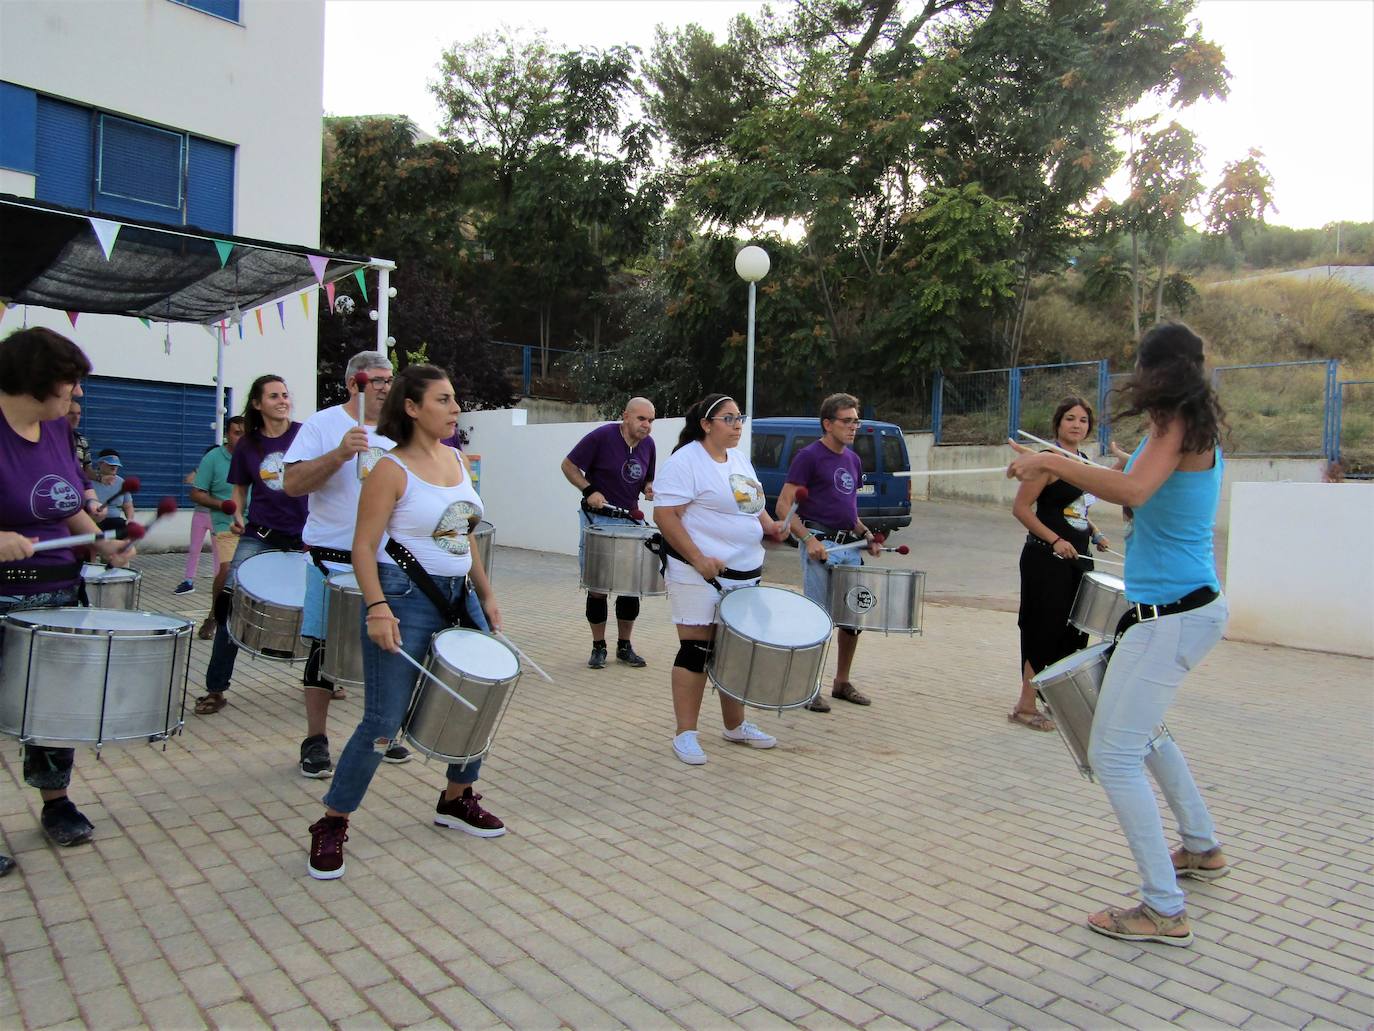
0, 0, 327, 419
462, 410, 687, 556
1226, 482, 1374, 657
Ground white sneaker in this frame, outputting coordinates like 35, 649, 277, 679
722, 721, 776, 749
672, 731, 707, 765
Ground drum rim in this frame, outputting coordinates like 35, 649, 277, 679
1032, 640, 1114, 683
80, 565, 142, 581
1, 606, 191, 635
583, 524, 654, 538
428, 628, 521, 682
235, 549, 308, 601
325, 572, 361, 591
717, 585, 833, 648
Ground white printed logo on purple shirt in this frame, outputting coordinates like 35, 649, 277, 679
259, 452, 287, 491
621, 457, 646, 484
832, 467, 857, 494
31, 475, 82, 519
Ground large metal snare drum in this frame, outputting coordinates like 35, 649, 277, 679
403, 629, 522, 769
1069, 570, 1129, 639
321, 571, 364, 689
1033, 641, 1172, 781
80, 563, 142, 610
828, 565, 925, 634
709, 586, 832, 711
580, 524, 665, 597
228, 550, 309, 661
471, 520, 495, 580
0, 607, 192, 748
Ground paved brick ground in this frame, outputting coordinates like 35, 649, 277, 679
1, 537, 1371, 1029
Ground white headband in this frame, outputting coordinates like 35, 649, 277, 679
703, 396, 734, 419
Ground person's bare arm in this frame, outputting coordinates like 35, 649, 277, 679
353, 459, 406, 652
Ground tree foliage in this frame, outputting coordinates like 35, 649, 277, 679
1207, 147, 1277, 250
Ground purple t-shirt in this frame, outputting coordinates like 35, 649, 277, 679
566, 423, 656, 512
229, 423, 308, 536
785, 439, 862, 530
0, 413, 86, 592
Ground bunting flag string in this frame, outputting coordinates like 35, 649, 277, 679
214, 241, 234, 268
276, 300, 286, 329
89, 218, 122, 261
307, 255, 329, 284
325, 281, 336, 313
354, 269, 369, 302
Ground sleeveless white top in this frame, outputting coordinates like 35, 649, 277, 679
375, 450, 484, 578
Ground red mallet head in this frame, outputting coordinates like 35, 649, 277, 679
156, 497, 178, 518
219, 499, 237, 515
794, 486, 809, 501
122, 476, 141, 493
631, 509, 645, 521
874, 533, 888, 545
123, 521, 147, 542
893, 544, 910, 556
353, 371, 370, 390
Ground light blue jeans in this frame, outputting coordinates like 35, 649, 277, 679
1087, 594, 1228, 915
323, 564, 489, 814
799, 541, 861, 608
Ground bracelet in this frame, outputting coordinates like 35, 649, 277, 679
580, 484, 596, 499
365, 600, 389, 611
799, 532, 816, 543
365, 612, 397, 622
1050, 537, 1064, 548
1091, 532, 1105, 545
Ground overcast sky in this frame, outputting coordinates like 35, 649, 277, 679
323, 0, 1374, 230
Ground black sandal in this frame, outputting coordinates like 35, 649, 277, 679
194, 693, 227, 715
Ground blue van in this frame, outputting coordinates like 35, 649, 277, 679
750, 417, 912, 535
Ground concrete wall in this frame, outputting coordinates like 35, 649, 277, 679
0, 0, 327, 418
1226, 482, 1374, 657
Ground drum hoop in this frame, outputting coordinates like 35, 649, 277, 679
3, 608, 190, 637
716, 587, 832, 650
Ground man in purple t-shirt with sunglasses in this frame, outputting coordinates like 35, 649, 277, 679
776, 393, 882, 712
561, 397, 656, 669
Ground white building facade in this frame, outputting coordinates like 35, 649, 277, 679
0, 0, 327, 497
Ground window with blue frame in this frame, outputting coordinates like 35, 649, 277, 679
169, 0, 241, 22
7, 87, 236, 234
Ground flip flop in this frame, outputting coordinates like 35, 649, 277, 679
1008, 709, 1055, 732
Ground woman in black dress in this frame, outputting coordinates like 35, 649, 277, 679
1010, 397, 1111, 730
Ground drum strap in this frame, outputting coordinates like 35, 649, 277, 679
0, 562, 81, 586
307, 546, 352, 574
1113, 587, 1219, 641
643, 533, 762, 585
246, 522, 304, 552
383, 539, 479, 629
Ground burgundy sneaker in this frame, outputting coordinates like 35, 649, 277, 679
435, 787, 506, 838
307, 815, 348, 880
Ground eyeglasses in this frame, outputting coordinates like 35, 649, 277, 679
831, 417, 862, 427
710, 414, 748, 426
364, 377, 394, 388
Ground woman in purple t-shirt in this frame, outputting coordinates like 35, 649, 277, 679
0, 327, 138, 874
197, 375, 309, 715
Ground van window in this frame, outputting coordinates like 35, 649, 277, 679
787, 435, 819, 468
853, 434, 877, 473
881, 433, 908, 472
752, 433, 785, 468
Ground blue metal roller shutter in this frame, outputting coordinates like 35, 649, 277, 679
34, 96, 93, 209
80, 377, 231, 508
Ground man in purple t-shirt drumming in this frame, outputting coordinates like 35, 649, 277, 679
775, 393, 882, 712
560, 397, 657, 669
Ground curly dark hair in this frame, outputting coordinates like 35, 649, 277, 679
674, 393, 734, 453
0, 327, 92, 400
377, 363, 449, 446
1113, 323, 1227, 454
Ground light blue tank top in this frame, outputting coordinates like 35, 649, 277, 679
1123, 438, 1222, 605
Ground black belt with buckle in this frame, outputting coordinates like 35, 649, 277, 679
0, 561, 81, 587
804, 522, 863, 545
1114, 587, 1219, 640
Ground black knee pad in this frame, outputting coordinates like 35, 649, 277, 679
213, 588, 232, 625
840, 626, 861, 638
585, 594, 608, 625
673, 640, 713, 673
615, 595, 640, 622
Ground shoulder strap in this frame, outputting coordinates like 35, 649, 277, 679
383, 538, 477, 628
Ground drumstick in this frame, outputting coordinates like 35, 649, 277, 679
493, 630, 554, 683
118, 497, 177, 554
893, 467, 1009, 477
32, 521, 146, 553
394, 648, 478, 712
353, 371, 370, 480
582, 500, 643, 522
1075, 553, 1124, 566
826, 533, 894, 555
1015, 429, 1095, 465
776, 485, 808, 541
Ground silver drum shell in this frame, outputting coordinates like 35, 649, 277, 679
579, 524, 665, 597
827, 565, 925, 634
228, 552, 309, 661
403, 629, 522, 767
471, 520, 494, 581
1069, 571, 1129, 638
708, 586, 832, 711
321, 573, 364, 689
0, 607, 191, 747
81, 565, 142, 610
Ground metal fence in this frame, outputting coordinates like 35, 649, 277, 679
933, 361, 1109, 447
1211, 360, 1338, 457
1335, 379, 1374, 478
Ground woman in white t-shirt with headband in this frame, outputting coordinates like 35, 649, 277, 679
653, 393, 786, 766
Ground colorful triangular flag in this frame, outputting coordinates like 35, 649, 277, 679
0, 301, 7, 326
300, 292, 311, 318
276, 300, 286, 329
214, 241, 234, 268
307, 254, 329, 284
89, 218, 122, 260
325, 281, 336, 313
354, 269, 369, 302
255, 308, 264, 335
138, 317, 151, 329
66, 311, 79, 327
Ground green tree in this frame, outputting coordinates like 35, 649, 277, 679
1207, 147, 1277, 254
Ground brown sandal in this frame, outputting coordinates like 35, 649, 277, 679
1087, 902, 1193, 947
1008, 708, 1055, 732
1171, 845, 1229, 881
194, 693, 227, 715
331, 685, 347, 700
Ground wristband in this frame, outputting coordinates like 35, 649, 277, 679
1091, 532, 1105, 545
366, 600, 389, 611
799, 532, 816, 544
1050, 537, 1064, 548
581, 484, 596, 499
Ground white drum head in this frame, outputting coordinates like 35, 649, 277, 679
327, 571, 359, 592
1084, 571, 1125, 592
432, 628, 520, 681
719, 586, 832, 647
81, 564, 137, 583
5, 607, 188, 633
1038, 640, 1114, 681
236, 551, 307, 606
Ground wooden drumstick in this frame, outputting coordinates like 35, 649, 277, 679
394, 649, 478, 712
1074, 553, 1124, 566
493, 630, 554, 683
893, 467, 1009, 477
1016, 429, 1096, 465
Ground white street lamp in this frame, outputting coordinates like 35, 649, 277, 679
734, 245, 770, 455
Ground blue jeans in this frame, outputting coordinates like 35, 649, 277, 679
0, 586, 80, 789
799, 541, 861, 609
204, 533, 278, 694
323, 564, 489, 814
577, 510, 636, 586
1087, 594, 1229, 914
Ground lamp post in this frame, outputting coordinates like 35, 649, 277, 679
734, 245, 770, 454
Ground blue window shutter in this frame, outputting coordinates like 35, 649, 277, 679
95, 115, 184, 223
187, 136, 235, 234
35, 96, 93, 208
0, 82, 38, 174
172, 0, 241, 21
